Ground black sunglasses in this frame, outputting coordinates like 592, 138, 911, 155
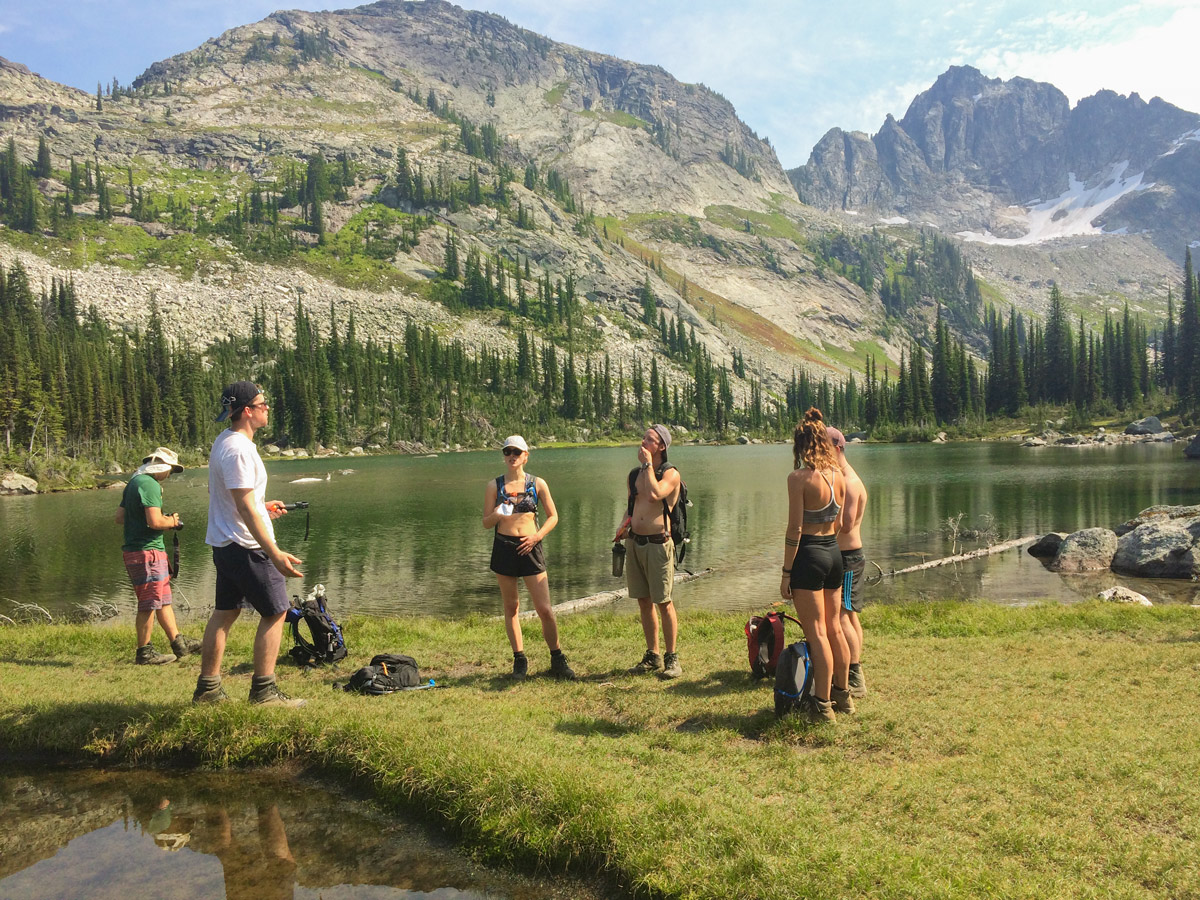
502, 447, 523, 456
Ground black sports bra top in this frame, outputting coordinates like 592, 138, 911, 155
496, 473, 539, 514
802, 469, 841, 524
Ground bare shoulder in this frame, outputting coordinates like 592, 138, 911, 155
787, 467, 810, 487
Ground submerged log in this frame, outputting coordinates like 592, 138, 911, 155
879, 537, 1035, 578
515, 567, 716, 619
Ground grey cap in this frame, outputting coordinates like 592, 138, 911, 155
651, 423, 672, 449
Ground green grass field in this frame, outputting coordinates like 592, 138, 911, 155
2, 602, 1198, 899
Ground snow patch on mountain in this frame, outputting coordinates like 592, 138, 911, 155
1164, 126, 1200, 156
957, 161, 1152, 246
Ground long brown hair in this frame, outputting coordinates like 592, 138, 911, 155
793, 407, 837, 471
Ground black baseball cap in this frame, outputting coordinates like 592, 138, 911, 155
215, 381, 261, 422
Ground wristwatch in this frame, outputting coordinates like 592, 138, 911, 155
640, 462, 650, 469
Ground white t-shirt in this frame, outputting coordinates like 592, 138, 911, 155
206, 429, 275, 549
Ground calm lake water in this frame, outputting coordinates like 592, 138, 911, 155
2, 442, 1198, 621
0, 768, 604, 900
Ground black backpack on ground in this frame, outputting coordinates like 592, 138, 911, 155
774, 641, 814, 718
626, 463, 691, 567
341, 653, 422, 695
285, 585, 348, 667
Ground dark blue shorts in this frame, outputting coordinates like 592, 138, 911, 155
212, 543, 290, 617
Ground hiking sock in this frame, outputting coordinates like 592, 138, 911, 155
849, 663, 863, 675
250, 675, 276, 691
550, 648, 564, 658
196, 675, 221, 693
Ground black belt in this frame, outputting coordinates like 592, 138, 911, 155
632, 533, 669, 545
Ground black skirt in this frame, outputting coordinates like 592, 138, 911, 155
490, 532, 547, 577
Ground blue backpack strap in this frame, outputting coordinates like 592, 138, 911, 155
495, 475, 506, 502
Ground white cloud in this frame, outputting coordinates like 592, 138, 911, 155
982, 4, 1200, 111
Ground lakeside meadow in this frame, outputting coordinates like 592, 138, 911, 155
3, 602, 1199, 900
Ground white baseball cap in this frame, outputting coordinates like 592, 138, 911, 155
501, 435, 529, 452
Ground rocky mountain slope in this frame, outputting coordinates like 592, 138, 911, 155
790, 66, 1200, 259
0, 7, 1191, 399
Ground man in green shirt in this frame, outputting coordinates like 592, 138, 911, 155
115, 447, 201, 664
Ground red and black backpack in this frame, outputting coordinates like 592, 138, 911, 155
745, 611, 802, 679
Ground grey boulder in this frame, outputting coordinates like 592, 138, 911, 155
1049, 528, 1118, 573
1, 471, 38, 495
1125, 416, 1165, 435
1111, 520, 1200, 579
1027, 532, 1067, 558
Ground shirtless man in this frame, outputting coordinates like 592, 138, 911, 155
617, 424, 683, 679
827, 427, 868, 697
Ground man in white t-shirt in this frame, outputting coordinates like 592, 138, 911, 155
193, 381, 306, 707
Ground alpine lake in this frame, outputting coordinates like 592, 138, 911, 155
3, 440, 1199, 622
3, 440, 1200, 899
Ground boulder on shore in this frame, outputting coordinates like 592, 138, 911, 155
1125, 416, 1165, 436
1111, 520, 1200, 579
1049, 528, 1118, 573
1, 471, 38, 495
1098, 586, 1152, 606
1186, 435, 1200, 460
1027, 532, 1067, 558
1115, 504, 1200, 536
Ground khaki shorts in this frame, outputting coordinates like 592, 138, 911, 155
625, 536, 675, 604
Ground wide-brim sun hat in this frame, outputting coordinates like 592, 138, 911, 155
140, 446, 183, 474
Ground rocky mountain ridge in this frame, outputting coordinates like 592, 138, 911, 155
790, 65, 1200, 258
0, 6, 1190, 395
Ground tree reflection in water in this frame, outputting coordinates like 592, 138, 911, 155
0, 769, 602, 900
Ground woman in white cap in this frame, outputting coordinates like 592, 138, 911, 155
115, 447, 202, 664
482, 435, 575, 681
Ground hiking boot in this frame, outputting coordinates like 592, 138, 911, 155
192, 683, 230, 704
848, 665, 867, 698
136, 644, 176, 666
511, 654, 528, 681
248, 683, 306, 708
830, 685, 856, 715
630, 650, 663, 674
549, 652, 576, 681
171, 634, 203, 659
800, 695, 836, 725
661, 651, 682, 679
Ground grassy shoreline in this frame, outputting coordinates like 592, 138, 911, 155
3, 603, 1199, 899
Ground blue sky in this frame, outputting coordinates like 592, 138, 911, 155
1, 0, 1196, 167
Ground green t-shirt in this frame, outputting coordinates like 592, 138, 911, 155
121, 473, 166, 552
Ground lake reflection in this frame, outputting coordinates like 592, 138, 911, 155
1, 442, 1198, 619
0, 769, 600, 900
